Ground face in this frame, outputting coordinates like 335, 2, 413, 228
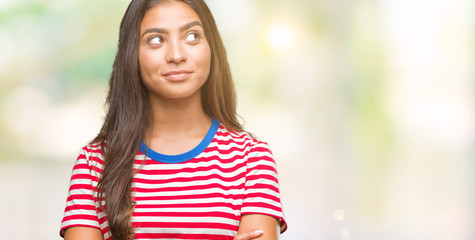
138, 1, 211, 101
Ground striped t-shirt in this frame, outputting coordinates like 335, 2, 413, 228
60, 119, 287, 239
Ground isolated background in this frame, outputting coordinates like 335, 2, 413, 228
0, 0, 474, 239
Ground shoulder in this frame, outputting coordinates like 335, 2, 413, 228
80, 142, 104, 157
216, 124, 274, 158
74, 142, 105, 171
216, 124, 269, 146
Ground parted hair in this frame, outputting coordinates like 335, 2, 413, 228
92, 0, 242, 239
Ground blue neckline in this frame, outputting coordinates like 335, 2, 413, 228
140, 118, 220, 163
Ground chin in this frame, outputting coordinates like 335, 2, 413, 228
158, 89, 202, 100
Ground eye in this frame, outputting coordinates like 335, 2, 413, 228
148, 36, 164, 45
184, 32, 200, 43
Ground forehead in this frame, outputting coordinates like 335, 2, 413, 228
140, 1, 202, 31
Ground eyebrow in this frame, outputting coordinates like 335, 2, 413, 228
141, 21, 203, 38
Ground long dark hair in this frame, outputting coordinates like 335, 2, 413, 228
92, 0, 242, 239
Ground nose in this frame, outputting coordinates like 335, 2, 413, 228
165, 40, 186, 63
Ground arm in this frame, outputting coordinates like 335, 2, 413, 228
236, 214, 280, 240
60, 146, 104, 239
64, 226, 103, 240
236, 142, 286, 240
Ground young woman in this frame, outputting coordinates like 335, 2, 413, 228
60, 0, 287, 239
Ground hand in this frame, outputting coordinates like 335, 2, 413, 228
234, 230, 264, 240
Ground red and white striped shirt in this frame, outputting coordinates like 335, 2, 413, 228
60, 119, 287, 239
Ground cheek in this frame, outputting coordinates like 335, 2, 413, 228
197, 46, 211, 76
138, 50, 148, 74
139, 49, 159, 75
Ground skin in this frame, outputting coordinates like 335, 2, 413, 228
64, 1, 280, 239
64, 227, 103, 240
139, 1, 211, 102
139, 0, 212, 155
237, 214, 281, 240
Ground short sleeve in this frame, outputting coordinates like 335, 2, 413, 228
241, 141, 288, 233
59, 147, 101, 237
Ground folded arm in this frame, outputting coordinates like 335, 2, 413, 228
64, 227, 103, 240
235, 214, 281, 240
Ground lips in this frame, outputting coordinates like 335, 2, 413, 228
162, 70, 193, 81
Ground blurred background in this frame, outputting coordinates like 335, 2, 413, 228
0, 0, 474, 239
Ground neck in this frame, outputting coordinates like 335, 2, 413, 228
146, 91, 211, 139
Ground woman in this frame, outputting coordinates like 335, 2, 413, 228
60, 0, 287, 239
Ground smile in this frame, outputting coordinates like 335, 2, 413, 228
162, 70, 193, 81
